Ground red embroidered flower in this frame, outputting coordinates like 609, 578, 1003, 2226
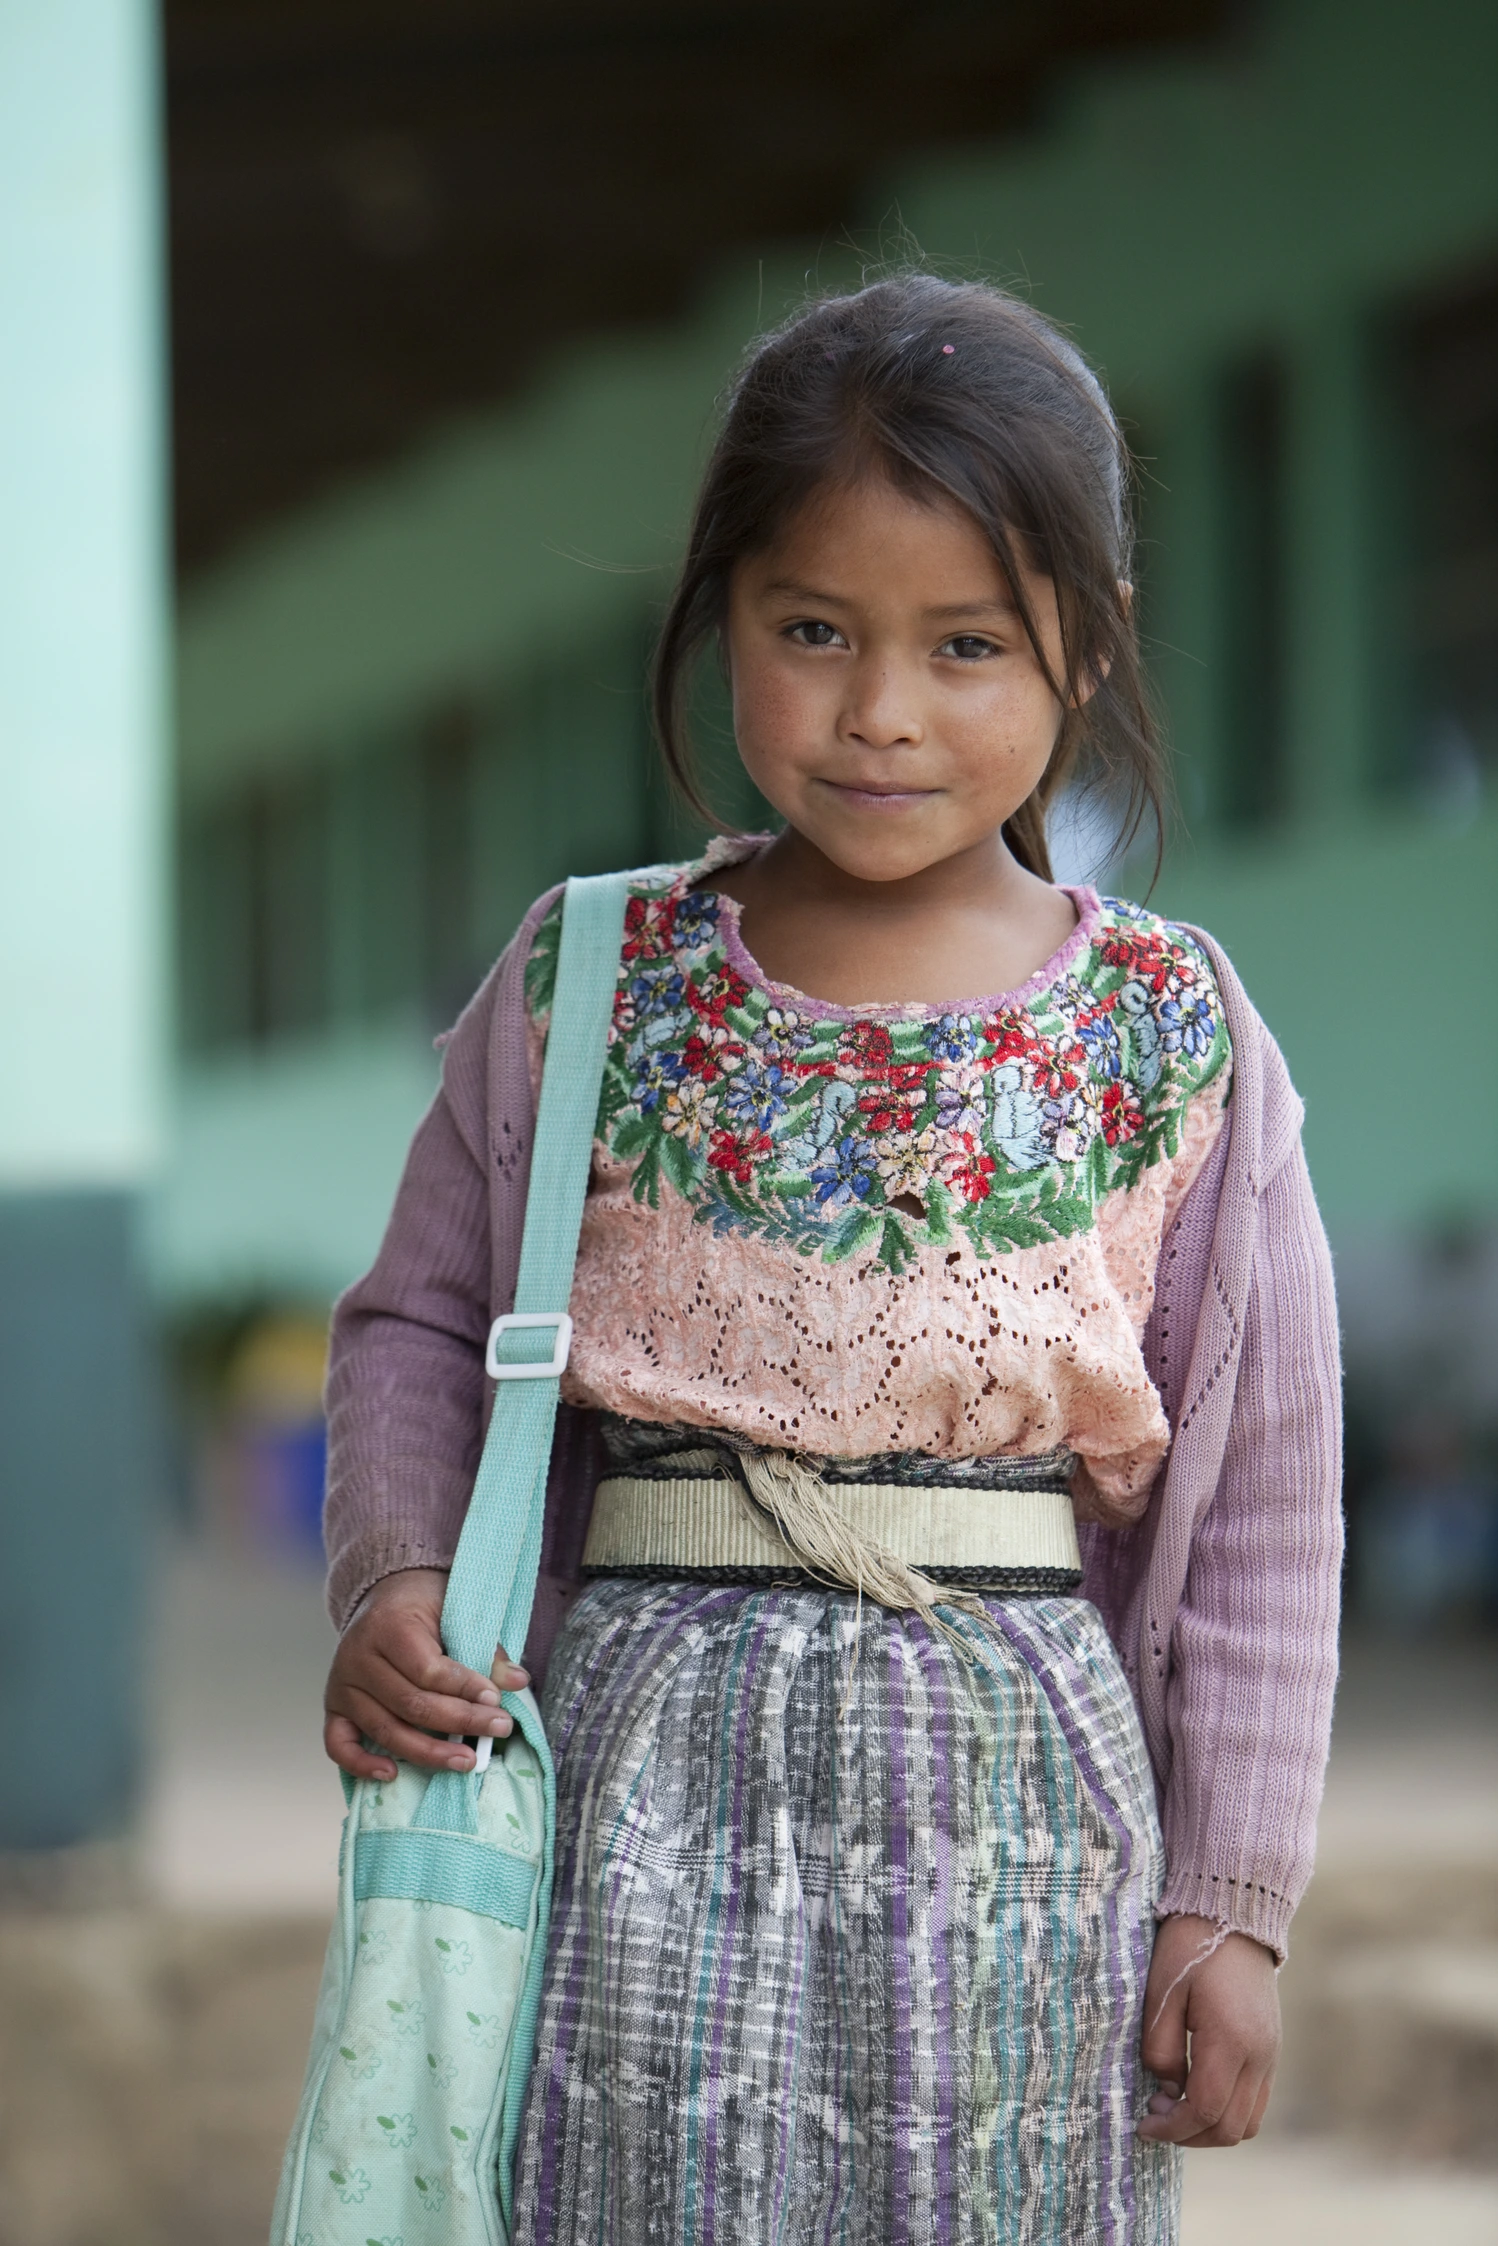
1100, 1083, 1144, 1145
690, 968, 751, 1024
1100, 930, 1174, 993
682, 1032, 724, 1083
621, 894, 667, 961
857, 1091, 915, 1135
942, 1132, 997, 1204
708, 1127, 771, 1187
983, 1011, 1046, 1067
840, 1022, 894, 1074
889, 1061, 934, 1096
1038, 1049, 1084, 1101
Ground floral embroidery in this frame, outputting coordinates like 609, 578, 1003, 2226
526, 866, 1228, 1275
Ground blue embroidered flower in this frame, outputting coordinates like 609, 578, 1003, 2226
1076, 1010, 1122, 1078
722, 1061, 792, 1133
632, 1047, 687, 1112
924, 1013, 981, 1064
809, 1134, 878, 1209
671, 890, 721, 951
627, 963, 689, 1021
752, 1006, 814, 1059
1156, 993, 1216, 1059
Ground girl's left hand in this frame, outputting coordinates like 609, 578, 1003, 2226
1137, 1913, 1281, 2148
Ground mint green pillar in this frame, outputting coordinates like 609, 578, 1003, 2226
0, 0, 168, 1848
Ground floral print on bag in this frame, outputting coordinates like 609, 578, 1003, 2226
526, 865, 1228, 1277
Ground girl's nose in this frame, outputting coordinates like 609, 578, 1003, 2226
841, 660, 924, 750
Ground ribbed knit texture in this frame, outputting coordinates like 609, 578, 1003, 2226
324, 895, 1343, 1960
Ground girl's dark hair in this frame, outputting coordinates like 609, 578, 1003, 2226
652, 273, 1165, 883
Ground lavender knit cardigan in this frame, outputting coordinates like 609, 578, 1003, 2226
325, 886, 1343, 1959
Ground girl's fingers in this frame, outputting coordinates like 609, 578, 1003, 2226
324, 1712, 397, 1783
361, 1650, 517, 1741
1141, 2058, 1267, 2149
1140, 2003, 1185, 2084
1139, 1996, 1188, 2087
365, 1617, 528, 1704
332, 1684, 487, 1772
1137, 2050, 1246, 2146
1242, 2069, 1275, 2141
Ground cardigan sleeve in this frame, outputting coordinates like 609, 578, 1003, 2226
321, 960, 506, 1631
1155, 1133, 1344, 1958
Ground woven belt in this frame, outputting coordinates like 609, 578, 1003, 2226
582, 1470, 1082, 1594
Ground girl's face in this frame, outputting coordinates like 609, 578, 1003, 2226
726, 475, 1072, 885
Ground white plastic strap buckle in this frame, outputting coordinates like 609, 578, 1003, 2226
448, 1728, 496, 1775
485, 1310, 573, 1381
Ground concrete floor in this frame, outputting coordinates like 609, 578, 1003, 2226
23, 1543, 1493, 2243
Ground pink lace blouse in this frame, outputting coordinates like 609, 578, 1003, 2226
526, 844, 1230, 1527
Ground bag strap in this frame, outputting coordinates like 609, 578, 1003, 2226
437, 869, 631, 1682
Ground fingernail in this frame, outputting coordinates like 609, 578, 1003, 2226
488, 1713, 512, 1735
447, 1752, 473, 1770
476, 1687, 501, 1706
503, 1666, 529, 1686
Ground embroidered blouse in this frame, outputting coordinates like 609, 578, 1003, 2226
525, 842, 1231, 1527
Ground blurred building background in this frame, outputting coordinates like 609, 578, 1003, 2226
2, 0, 1497, 2239
160, 0, 1498, 1616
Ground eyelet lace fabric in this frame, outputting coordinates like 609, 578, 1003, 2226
528, 847, 1231, 1527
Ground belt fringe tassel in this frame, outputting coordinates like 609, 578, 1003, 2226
723, 1442, 993, 1631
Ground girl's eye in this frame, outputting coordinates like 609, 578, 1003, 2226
786, 620, 846, 649
939, 634, 1001, 661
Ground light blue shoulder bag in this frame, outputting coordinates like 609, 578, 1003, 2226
271, 870, 630, 2246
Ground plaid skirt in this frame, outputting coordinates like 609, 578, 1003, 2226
512, 1579, 1180, 2245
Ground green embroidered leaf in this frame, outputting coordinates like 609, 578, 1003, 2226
658, 1129, 700, 1197
719, 1173, 767, 1224
991, 1208, 1062, 1251
339, 2048, 357, 2063
825, 1208, 882, 1264
1086, 1131, 1111, 1203
376, 2116, 394, 2132
524, 901, 563, 1017
596, 1072, 632, 1133
386, 2001, 404, 2014
877, 1216, 916, 1274
467, 2011, 481, 2025
922, 1179, 955, 1245
630, 1140, 663, 1210
434, 1938, 451, 1953
451, 2125, 469, 2142
611, 1112, 654, 1160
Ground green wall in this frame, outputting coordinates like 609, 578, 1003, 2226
164, 0, 1498, 1303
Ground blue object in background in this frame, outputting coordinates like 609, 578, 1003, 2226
246, 1418, 329, 1561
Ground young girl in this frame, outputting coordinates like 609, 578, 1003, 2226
320, 275, 1342, 2244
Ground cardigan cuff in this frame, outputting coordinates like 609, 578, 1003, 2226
1156, 1863, 1296, 1963
326, 1533, 462, 1634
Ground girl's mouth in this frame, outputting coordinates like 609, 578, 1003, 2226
819, 780, 939, 811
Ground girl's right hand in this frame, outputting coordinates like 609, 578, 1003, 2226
322, 1565, 528, 1783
